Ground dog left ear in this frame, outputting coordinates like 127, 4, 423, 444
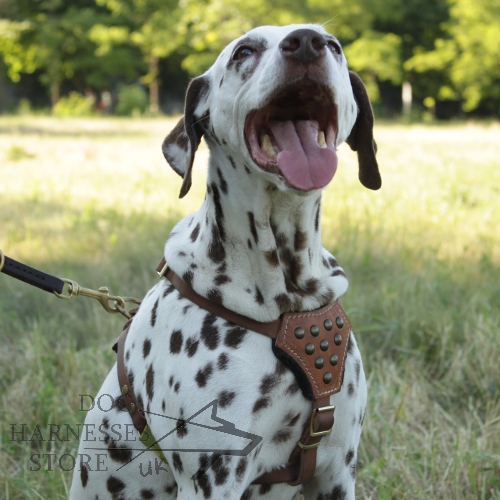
162, 76, 210, 198
345, 71, 381, 190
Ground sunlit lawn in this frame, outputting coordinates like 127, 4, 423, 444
0, 116, 499, 499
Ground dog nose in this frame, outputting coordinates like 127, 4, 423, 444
279, 29, 327, 63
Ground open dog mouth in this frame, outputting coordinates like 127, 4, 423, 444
245, 82, 338, 191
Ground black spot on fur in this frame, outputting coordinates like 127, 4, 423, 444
347, 333, 355, 355
140, 489, 154, 499
183, 270, 194, 287
328, 257, 339, 268
108, 440, 133, 463
190, 223, 201, 242
170, 329, 184, 354
172, 451, 183, 473
218, 390, 236, 408
247, 239, 253, 250
285, 411, 301, 427
259, 483, 273, 495
143, 339, 151, 358
80, 463, 89, 487
150, 299, 159, 327
214, 274, 231, 285
355, 360, 361, 384
247, 212, 258, 244
125, 349, 130, 361
207, 288, 223, 304
345, 448, 354, 465
264, 249, 279, 267
259, 373, 279, 395
212, 456, 230, 485
210, 183, 225, 240
272, 429, 292, 444
217, 352, 229, 370
294, 225, 307, 251
217, 168, 228, 194
185, 337, 199, 357
177, 417, 188, 438
254, 286, 264, 304
348, 382, 355, 396
208, 224, 226, 263
163, 283, 175, 298
168, 375, 174, 387
236, 457, 247, 481
224, 326, 247, 348
330, 485, 347, 500
241, 487, 252, 500
274, 293, 292, 312
102, 418, 109, 429
286, 380, 300, 395
174, 381, 181, 393
228, 155, 237, 169
315, 202, 321, 231
331, 269, 346, 277
195, 363, 214, 387
201, 313, 220, 350
106, 476, 125, 494
304, 278, 320, 294
146, 365, 155, 400
350, 460, 357, 479
252, 397, 269, 413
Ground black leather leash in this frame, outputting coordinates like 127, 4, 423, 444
0, 250, 65, 294
0, 249, 140, 318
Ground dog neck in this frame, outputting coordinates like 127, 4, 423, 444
165, 154, 348, 322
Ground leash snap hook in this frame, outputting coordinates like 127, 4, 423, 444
55, 279, 138, 317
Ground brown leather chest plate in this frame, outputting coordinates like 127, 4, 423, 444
275, 301, 351, 400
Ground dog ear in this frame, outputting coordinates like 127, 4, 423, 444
162, 76, 210, 198
345, 71, 381, 190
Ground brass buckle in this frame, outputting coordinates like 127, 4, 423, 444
297, 404, 335, 450
157, 261, 168, 278
309, 405, 335, 438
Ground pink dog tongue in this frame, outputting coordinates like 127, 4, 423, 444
268, 120, 337, 191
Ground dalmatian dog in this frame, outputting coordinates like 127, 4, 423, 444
70, 23, 380, 500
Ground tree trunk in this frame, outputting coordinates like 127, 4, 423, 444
50, 81, 60, 110
402, 81, 412, 119
149, 55, 159, 114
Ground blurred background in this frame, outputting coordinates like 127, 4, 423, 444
0, 0, 499, 120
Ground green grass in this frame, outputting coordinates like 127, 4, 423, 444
0, 116, 499, 499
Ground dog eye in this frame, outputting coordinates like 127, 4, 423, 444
233, 46, 255, 60
327, 40, 342, 55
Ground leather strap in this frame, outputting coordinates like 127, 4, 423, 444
115, 313, 148, 434
0, 253, 65, 294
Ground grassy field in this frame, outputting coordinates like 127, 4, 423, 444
0, 116, 499, 499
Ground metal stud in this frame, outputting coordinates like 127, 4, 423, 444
305, 343, 315, 355
336, 316, 344, 328
294, 327, 305, 339
323, 372, 333, 384
324, 319, 333, 331
315, 357, 324, 369
330, 354, 339, 366
320, 339, 329, 351
310, 325, 320, 337
121, 385, 129, 396
334, 334, 342, 346
129, 403, 136, 415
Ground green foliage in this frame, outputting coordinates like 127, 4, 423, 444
52, 91, 95, 116
115, 84, 148, 116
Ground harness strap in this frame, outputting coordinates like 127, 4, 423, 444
114, 258, 350, 485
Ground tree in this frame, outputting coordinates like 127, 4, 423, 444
406, 0, 500, 112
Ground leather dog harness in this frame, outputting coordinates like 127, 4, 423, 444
114, 258, 351, 485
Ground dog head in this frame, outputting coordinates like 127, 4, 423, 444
163, 24, 380, 198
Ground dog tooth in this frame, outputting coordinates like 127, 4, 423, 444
262, 134, 276, 156
317, 131, 327, 148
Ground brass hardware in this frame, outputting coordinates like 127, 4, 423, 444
334, 334, 342, 346
54, 279, 141, 319
129, 403, 136, 414
157, 261, 169, 278
294, 327, 305, 339
310, 325, 320, 337
310, 405, 335, 437
324, 319, 333, 331
122, 385, 129, 396
336, 316, 344, 328
297, 440, 320, 450
0, 249, 5, 273
305, 343, 315, 355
